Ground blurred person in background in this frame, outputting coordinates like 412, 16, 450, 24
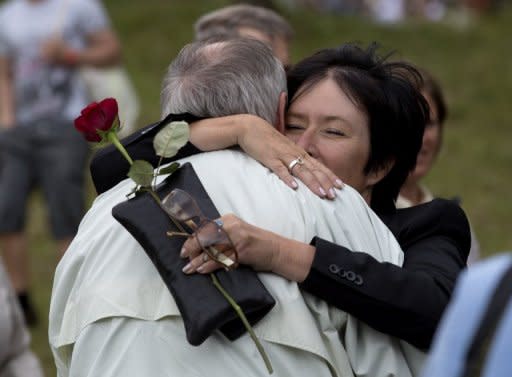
366, 0, 447, 22
421, 252, 512, 377
367, 0, 407, 22
397, 68, 481, 265
0, 0, 121, 326
463, 0, 495, 12
278, 0, 366, 14
0, 259, 44, 377
194, 3, 293, 68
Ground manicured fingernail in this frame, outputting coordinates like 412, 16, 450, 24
197, 265, 205, 273
180, 246, 187, 258
182, 263, 192, 274
329, 188, 337, 198
290, 180, 298, 189
335, 179, 344, 188
319, 187, 327, 197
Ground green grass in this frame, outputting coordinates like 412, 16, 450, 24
20, 2, 512, 376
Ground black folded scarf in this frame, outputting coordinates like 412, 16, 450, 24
112, 162, 275, 345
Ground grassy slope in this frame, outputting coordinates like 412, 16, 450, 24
21, 1, 511, 375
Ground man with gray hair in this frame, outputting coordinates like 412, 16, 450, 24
161, 38, 286, 124
194, 4, 293, 67
89, 38, 287, 194
50, 38, 422, 376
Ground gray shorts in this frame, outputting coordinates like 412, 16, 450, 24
0, 119, 89, 239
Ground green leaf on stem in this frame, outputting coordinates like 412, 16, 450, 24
157, 162, 180, 176
153, 121, 190, 158
128, 160, 154, 187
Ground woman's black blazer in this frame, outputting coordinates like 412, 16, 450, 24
300, 199, 471, 349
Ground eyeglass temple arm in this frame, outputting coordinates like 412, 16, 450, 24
166, 219, 198, 237
167, 216, 236, 270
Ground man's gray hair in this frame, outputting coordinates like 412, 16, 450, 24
194, 4, 293, 43
160, 38, 287, 125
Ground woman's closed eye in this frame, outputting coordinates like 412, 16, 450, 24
285, 123, 306, 132
323, 128, 346, 137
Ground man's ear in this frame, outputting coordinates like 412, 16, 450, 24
366, 159, 395, 187
276, 91, 287, 133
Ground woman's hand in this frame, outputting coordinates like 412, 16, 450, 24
181, 214, 278, 274
190, 114, 343, 199
180, 213, 315, 282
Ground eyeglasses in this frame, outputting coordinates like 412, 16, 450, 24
161, 189, 237, 270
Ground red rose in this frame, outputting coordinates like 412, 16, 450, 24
74, 98, 119, 142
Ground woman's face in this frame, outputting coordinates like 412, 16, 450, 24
284, 77, 378, 195
409, 91, 443, 182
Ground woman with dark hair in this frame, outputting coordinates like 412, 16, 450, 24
397, 68, 481, 265
180, 43, 470, 350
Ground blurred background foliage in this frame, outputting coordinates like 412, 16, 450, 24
12, 0, 511, 375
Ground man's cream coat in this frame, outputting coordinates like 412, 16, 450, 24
50, 150, 425, 377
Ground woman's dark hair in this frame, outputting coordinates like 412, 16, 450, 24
418, 68, 447, 125
286, 43, 430, 214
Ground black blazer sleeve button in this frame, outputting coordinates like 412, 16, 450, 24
329, 264, 341, 274
329, 264, 364, 286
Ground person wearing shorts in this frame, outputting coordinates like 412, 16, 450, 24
0, 0, 121, 325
